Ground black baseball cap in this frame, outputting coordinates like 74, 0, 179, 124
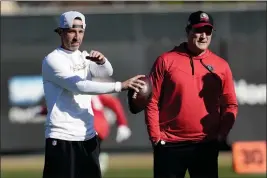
187, 11, 214, 29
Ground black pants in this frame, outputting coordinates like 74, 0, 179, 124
153, 140, 219, 178
42, 135, 101, 178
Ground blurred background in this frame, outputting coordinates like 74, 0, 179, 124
1, 1, 266, 178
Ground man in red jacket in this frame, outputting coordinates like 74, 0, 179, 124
145, 11, 238, 178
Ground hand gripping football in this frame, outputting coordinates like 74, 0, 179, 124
127, 76, 153, 114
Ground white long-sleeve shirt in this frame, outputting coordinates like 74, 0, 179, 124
42, 47, 121, 141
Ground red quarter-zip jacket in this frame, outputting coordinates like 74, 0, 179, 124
145, 42, 238, 143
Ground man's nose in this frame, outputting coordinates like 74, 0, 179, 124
200, 32, 207, 38
74, 32, 79, 39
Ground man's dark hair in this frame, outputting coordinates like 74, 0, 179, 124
74, 17, 82, 20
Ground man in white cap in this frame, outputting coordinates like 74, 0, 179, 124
42, 11, 145, 178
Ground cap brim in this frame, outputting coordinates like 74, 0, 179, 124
192, 23, 213, 29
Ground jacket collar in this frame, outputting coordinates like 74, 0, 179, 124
172, 42, 211, 60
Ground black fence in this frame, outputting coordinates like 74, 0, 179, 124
1, 10, 266, 153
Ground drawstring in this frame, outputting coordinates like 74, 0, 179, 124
189, 56, 195, 75
190, 58, 215, 76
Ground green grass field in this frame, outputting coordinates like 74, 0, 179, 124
1, 167, 266, 178
1, 153, 266, 178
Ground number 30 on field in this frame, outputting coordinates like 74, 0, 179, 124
232, 141, 266, 174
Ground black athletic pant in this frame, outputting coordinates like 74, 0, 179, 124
43, 135, 101, 178
153, 140, 219, 178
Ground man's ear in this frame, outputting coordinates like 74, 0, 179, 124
185, 26, 190, 34
185, 27, 189, 38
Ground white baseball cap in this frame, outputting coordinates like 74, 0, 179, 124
54, 11, 86, 32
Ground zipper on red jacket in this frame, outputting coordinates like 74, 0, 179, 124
200, 59, 213, 73
189, 56, 195, 75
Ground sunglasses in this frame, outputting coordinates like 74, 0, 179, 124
192, 26, 213, 36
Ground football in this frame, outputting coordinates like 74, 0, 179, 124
127, 76, 153, 114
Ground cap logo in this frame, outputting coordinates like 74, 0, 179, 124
200, 13, 209, 22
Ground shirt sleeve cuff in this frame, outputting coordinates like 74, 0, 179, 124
115, 82, 122, 92
97, 57, 108, 65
